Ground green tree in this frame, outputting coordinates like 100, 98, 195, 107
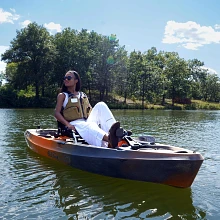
187, 59, 206, 100
154, 51, 167, 105
52, 28, 78, 90
205, 73, 220, 102
93, 35, 121, 101
52, 28, 103, 101
112, 47, 128, 103
128, 51, 144, 100
142, 47, 162, 105
1, 22, 56, 100
163, 52, 190, 105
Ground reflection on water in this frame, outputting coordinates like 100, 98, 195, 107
15, 150, 205, 219
1, 108, 219, 219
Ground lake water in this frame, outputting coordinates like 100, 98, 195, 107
0, 108, 219, 219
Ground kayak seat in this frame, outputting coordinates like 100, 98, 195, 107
56, 121, 88, 144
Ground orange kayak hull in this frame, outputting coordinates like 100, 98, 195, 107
24, 129, 204, 188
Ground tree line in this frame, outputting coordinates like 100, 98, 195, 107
1, 22, 220, 108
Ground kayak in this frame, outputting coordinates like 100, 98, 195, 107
24, 128, 204, 188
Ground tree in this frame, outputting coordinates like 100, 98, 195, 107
163, 52, 190, 106
187, 59, 206, 99
204, 73, 220, 102
154, 51, 167, 105
111, 47, 128, 103
127, 48, 163, 107
93, 35, 121, 101
128, 51, 144, 100
1, 22, 56, 99
52, 28, 79, 90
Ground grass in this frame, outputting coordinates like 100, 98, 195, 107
109, 95, 220, 110
190, 100, 220, 110
74, 90, 220, 110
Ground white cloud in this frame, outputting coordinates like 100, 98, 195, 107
44, 22, 62, 34
0, 46, 9, 72
201, 66, 218, 75
214, 24, 220, 30
162, 21, 220, 50
20, 19, 31, 28
0, 8, 20, 24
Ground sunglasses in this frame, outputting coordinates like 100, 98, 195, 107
63, 76, 73, 81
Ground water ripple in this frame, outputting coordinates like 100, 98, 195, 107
0, 109, 219, 219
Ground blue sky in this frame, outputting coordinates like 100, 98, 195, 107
1, 0, 220, 77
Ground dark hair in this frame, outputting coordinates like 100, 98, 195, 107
60, 70, 81, 92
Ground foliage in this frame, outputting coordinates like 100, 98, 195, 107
0, 84, 18, 108
1, 22, 220, 109
1, 22, 56, 100
17, 85, 35, 97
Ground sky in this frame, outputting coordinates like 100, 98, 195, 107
1, 0, 220, 77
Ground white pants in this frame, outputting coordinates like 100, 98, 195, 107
70, 102, 116, 147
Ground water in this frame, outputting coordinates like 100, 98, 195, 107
0, 108, 219, 219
